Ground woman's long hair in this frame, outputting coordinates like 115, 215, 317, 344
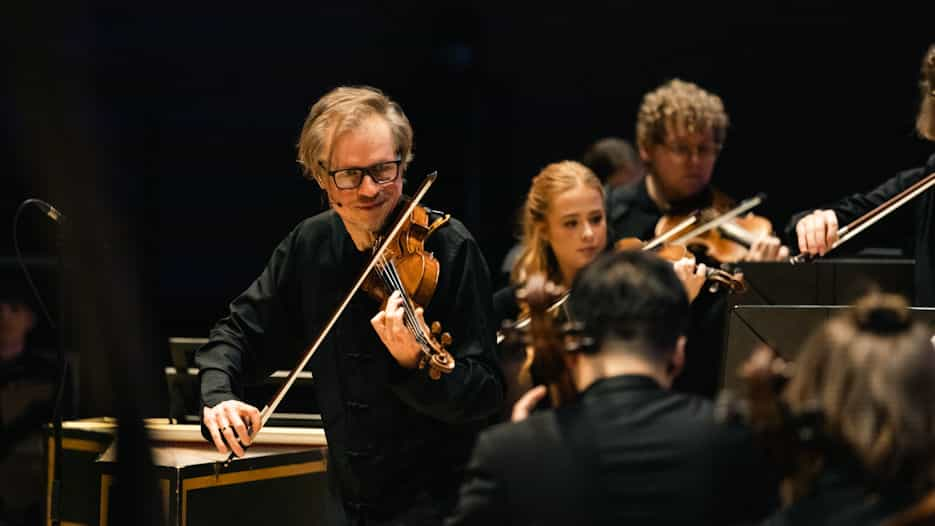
510, 161, 604, 286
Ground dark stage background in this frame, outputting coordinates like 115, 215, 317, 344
2, 3, 933, 416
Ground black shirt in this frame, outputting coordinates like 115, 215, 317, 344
0, 349, 65, 523
0, 349, 62, 450
606, 177, 720, 244
492, 285, 521, 328
783, 153, 935, 307
447, 374, 777, 525
195, 206, 504, 521
606, 178, 730, 398
763, 459, 918, 526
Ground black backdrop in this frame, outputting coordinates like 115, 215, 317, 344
2, 3, 933, 415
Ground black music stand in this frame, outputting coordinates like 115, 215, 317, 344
720, 305, 935, 393
166, 337, 205, 423
164, 337, 322, 427
729, 258, 915, 307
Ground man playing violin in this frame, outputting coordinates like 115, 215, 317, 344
606, 78, 789, 263
606, 79, 790, 398
787, 44, 935, 307
195, 86, 503, 525
447, 250, 776, 525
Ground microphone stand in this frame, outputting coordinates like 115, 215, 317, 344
50, 224, 66, 525
13, 198, 68, 525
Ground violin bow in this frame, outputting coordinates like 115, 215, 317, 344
791, 172, 935, 264
496, 290, 572, 345
643, 214, 700, 250
667, 193, 766, 246
223, 171, 438, 465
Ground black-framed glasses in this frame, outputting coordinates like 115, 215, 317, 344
317, 158, 402, 190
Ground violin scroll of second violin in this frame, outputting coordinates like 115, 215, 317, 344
705, 265, 746, 294
734, 345, 794, 432
715, 344, 825, 486
500, 273, 592, 407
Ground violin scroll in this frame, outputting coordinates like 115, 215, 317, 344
510, 273, 583, 407
421, 321, 454, 379
716, 345, 825, 504
705, 266, 746, 294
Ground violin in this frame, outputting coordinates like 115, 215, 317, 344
725, 347, 935, 525
500, 273, 589, 408
717, 346, 823, 503
614, 236, 746, 294
361, 201, 456, 379
655, 192, 775, 264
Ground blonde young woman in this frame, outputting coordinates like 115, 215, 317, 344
493, 161, 706, 416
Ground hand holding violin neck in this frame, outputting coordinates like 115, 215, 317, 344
362, 201, 456, 380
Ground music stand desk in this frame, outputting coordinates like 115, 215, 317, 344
721, 304, 935, 393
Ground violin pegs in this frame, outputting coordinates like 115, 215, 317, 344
440, 332, 452, 346
431, 321, 441, 335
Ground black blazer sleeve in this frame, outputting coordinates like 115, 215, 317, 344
445, 428, 512, 526
783, 161, 932, 253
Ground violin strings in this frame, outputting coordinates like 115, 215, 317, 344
375, 257, 416, 332
378, 257, 417, 328
376, 256, 431, 349
386, 263, 432, 349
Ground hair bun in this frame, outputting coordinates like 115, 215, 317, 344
853, 293, 911, 334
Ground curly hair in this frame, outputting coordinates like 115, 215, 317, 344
636, 79, 730, 150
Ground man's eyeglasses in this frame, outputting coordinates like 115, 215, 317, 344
662, 142, 721, 161
317, 159, 402, 190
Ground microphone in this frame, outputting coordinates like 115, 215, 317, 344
30, 198, 67, 223
13, 197, 68, 523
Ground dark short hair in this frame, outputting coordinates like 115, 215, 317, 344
568, 251, 689, 359
581, 137, 642, 183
